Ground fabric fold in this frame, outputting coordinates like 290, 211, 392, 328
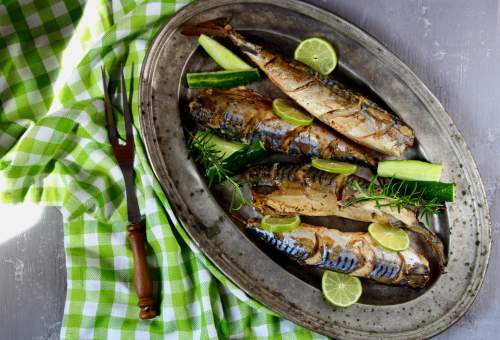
0, 0, 324, 338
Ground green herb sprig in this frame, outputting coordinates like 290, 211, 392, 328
345, 175, 444, 224
187, 130, 249, 211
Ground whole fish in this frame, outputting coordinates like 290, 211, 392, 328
246, 163, 417, 226
189, 88, 377, 165
245, 163, 446, 270
183, 18, 414, 156
248, 222, 430, 288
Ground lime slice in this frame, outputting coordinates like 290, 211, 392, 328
272, 98, 314, 126
322, 271, 362, 308
294, 37, 337, 75
368, 223, 410, 251
261, 215, 301, 233
311, 158, 357, 175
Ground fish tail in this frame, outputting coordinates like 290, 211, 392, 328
246, 222, 315, 262
183, 18, 266, 61
181, 17, 232, 38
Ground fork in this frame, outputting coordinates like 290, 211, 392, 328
101, 65, 158, 320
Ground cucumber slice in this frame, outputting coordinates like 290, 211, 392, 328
198, 34, 252, 70
378, 160, 442, 181
186, 69, 260, 89
206, 140, 266, 185
195, 131, 245, 159
221, 140, 266, 174
386, 180, 455, 203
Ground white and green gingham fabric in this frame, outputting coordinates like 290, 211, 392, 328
0, 0, 326, 338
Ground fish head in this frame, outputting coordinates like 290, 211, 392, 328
398, 250, 431, 288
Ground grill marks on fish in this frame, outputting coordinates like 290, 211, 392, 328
246, 163, 417, 226
258, 56, 414, 156
182, 20, 446, 277
189, 88, 377, 165
246, 163, 447, 271
183, 19, 415, 156
248, 222, 430, 288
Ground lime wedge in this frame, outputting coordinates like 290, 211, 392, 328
368, 223, 410, 251
272, 98, 314, 126
322, 271, 362, 308
261, 215, 301, 233
294, 37, 337, 75
311, 158, 357, 175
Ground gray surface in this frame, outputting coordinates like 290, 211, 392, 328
0, 207, 66, 340
1, 0, 499, 339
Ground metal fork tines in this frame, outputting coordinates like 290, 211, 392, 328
101, 65, 157, 320
101, 66, 141, 223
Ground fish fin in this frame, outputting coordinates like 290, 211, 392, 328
404, 224, 447, 272
215, 87, 251, 96
181, 17, 232, 37
304, 250, 322, 265
197, 89, 213, 97
215, 87, 270, 103
244, 219, 260, 229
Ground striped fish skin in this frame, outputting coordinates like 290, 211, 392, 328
246, 162, 447, 272
248, 222, 430, 288
188, 88, 377, 165
184, 19, 414, 156
251, 227, 311, 261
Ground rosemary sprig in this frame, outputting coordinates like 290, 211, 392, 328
187, 130, 249, 211
345, 175, 444, 224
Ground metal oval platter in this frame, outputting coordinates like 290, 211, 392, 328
139, 0, 492, 338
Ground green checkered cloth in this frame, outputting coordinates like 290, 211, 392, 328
0, 0, 326, 338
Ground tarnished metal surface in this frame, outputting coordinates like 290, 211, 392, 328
138, 0, 492, 338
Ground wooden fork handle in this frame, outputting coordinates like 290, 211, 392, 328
128, 221, 158, 320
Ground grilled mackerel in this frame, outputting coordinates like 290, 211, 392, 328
247, 163, 418, 225
245, 163, 446, 270
248, 222, 430, 288
189, 88, 377, 165
183, 18, 414, 156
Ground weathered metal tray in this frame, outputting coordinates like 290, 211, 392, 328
139, 0, 492, 338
